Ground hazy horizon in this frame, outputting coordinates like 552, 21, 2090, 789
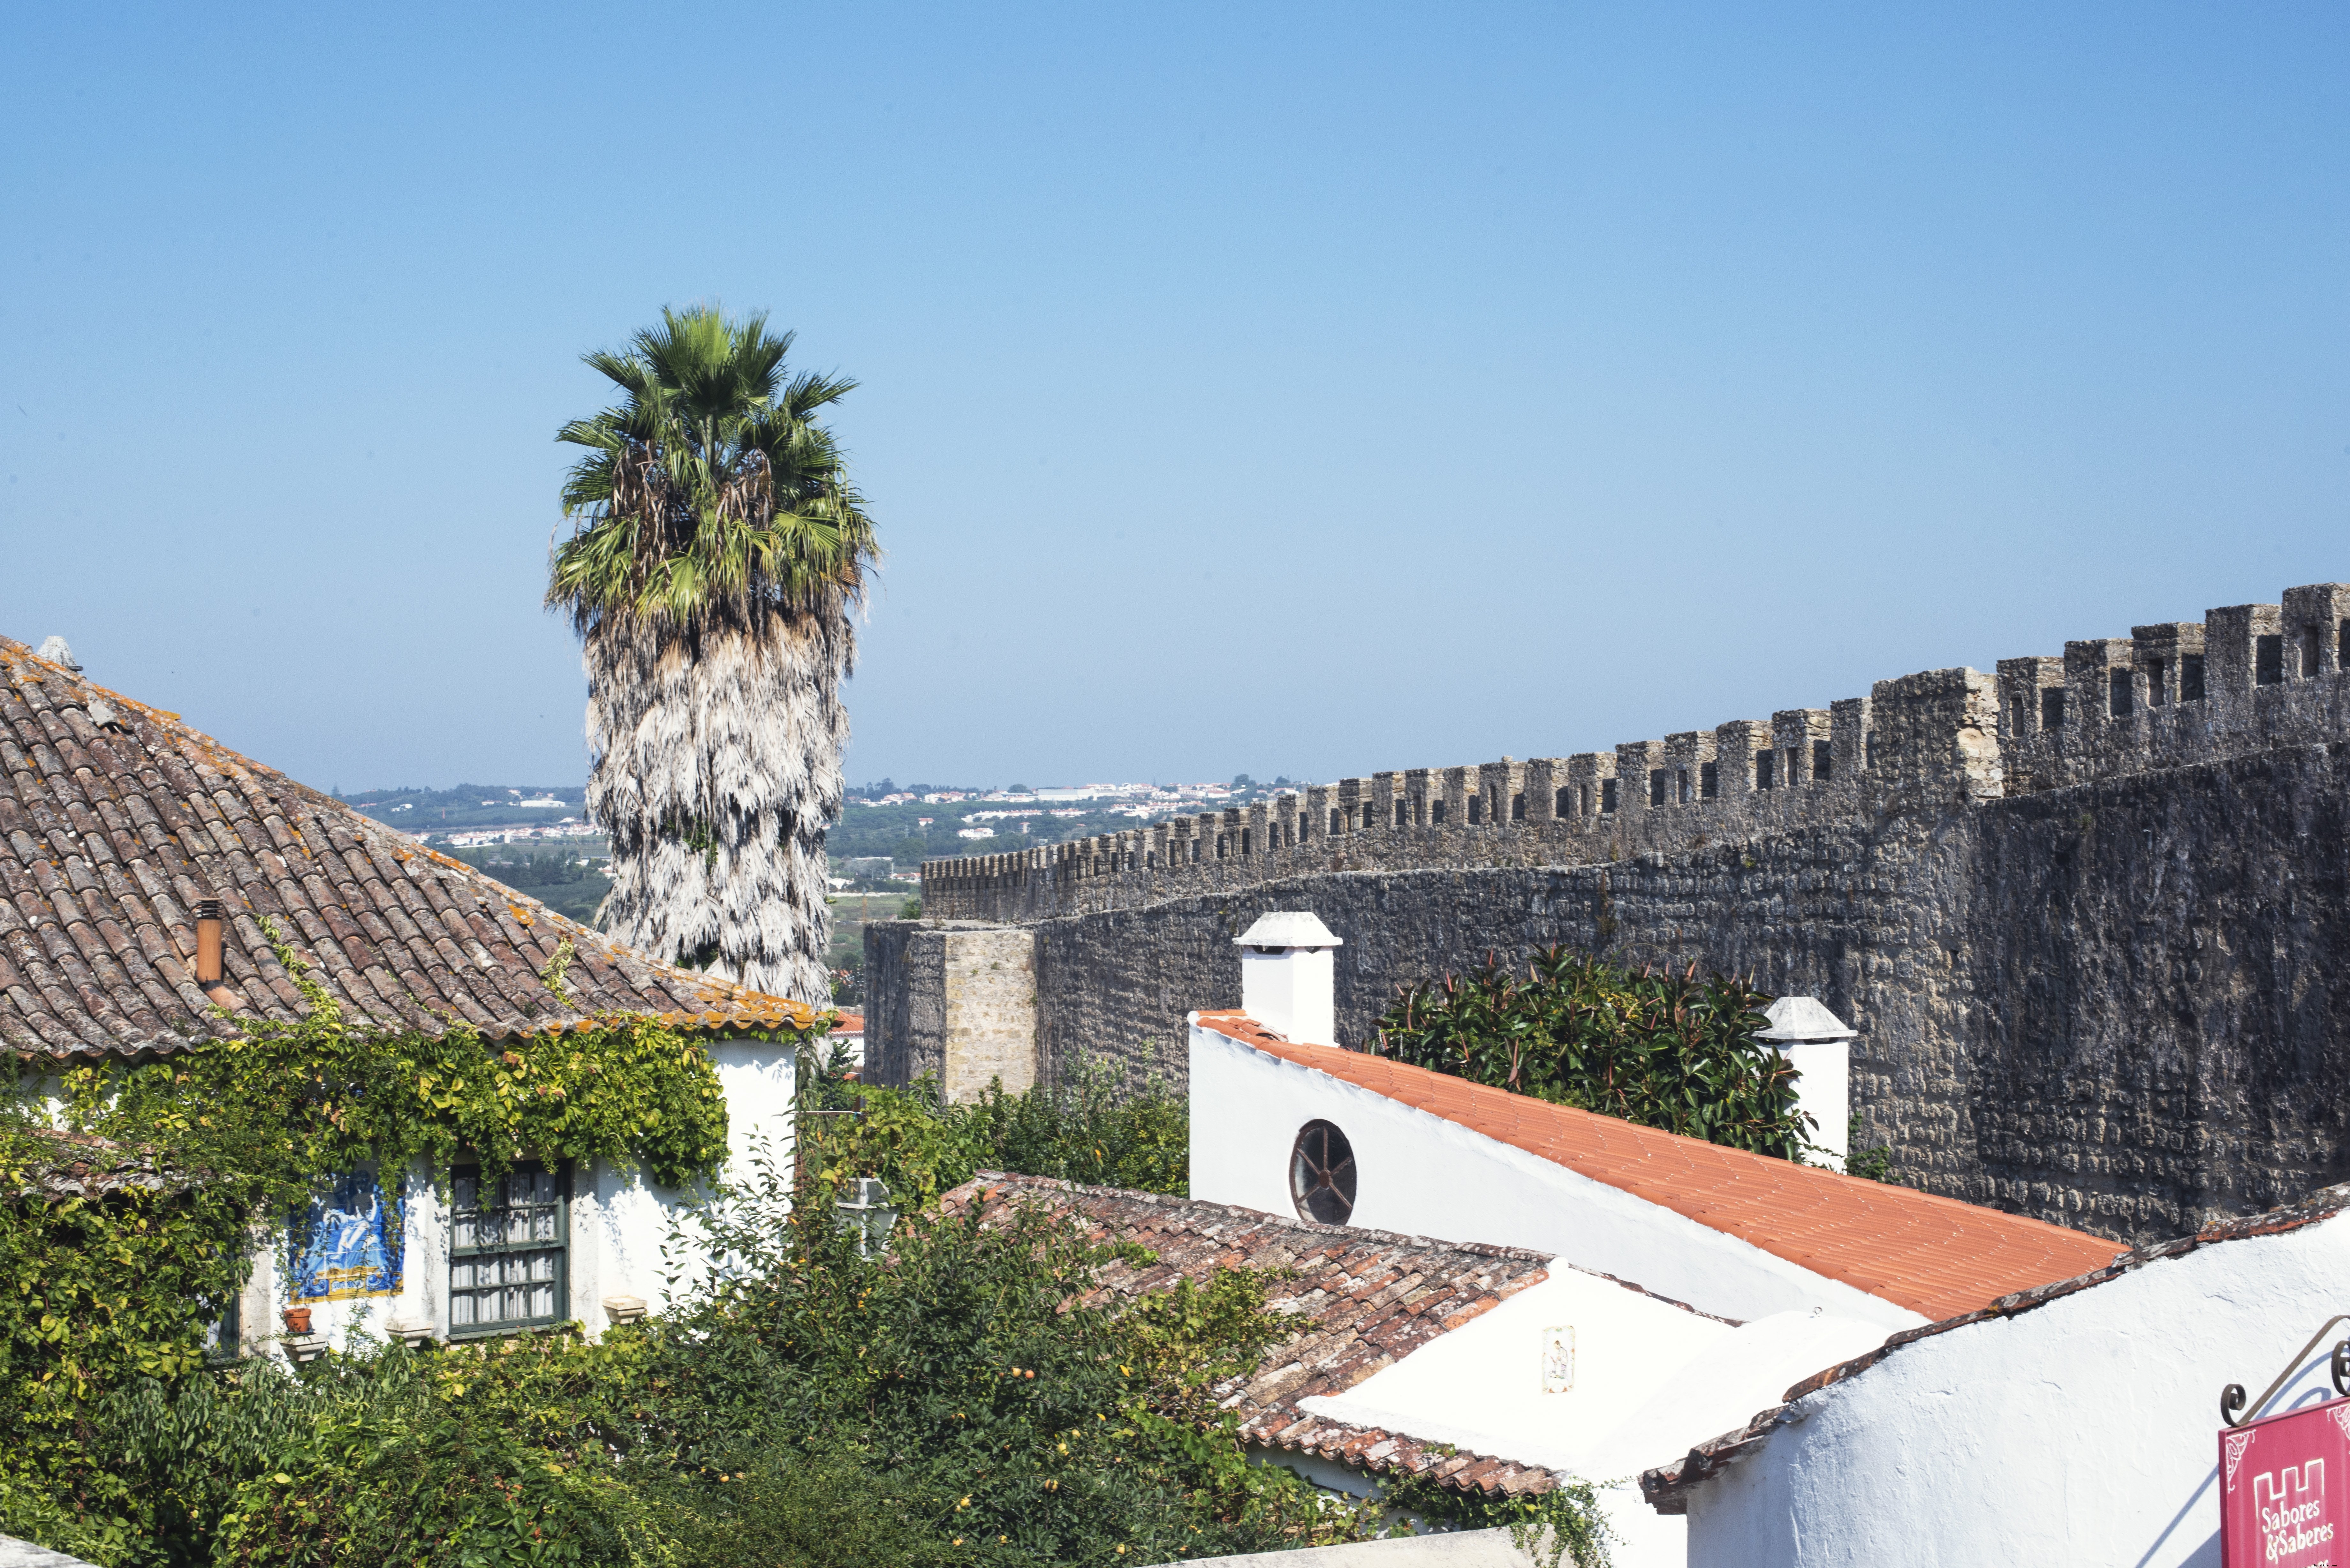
7, 3, 2345, 798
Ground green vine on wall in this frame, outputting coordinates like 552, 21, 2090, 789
0, 919, 820, 1559
66, 919, 743, 1192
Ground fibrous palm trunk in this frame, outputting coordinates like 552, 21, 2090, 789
584, 604, 847, 1005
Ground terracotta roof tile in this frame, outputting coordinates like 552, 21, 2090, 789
941, 1173, 1565, 1497
0, 636, 831, 1057
1638, 1182, 2350, 1514
1195, 1010, 2119, 1323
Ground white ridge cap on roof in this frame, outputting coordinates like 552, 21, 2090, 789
1757, 996, 1857, 1042
1234, 911, 1343, 948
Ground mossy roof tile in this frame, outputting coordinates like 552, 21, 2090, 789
0, 635, 823, 1058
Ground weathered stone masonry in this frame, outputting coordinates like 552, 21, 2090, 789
870, 584, 2350, 1243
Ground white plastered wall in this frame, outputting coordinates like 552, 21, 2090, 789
239, 1035, 796, 1360
1684, 1211, 2350, 1568
571, 1035, 798, 1333
1188, 1019, 1928, 1331
1294, 1265, 1887, 1568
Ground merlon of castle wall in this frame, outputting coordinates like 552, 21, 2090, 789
921, 583, 2350, 924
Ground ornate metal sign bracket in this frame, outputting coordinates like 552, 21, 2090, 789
2221, 1315, 2350, 1428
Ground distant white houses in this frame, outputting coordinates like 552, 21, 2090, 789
442, 825, 603, 849
956, 826, 997, 839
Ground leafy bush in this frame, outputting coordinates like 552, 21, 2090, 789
0, 923, 769, 1562
1845, 1114, 1895, 1182
797, 1052, 1187, 1209
12, 1150, 1394, 1567
1372, 948, 1810, 1160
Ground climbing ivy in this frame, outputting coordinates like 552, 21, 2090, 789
0, 919, 813, 1559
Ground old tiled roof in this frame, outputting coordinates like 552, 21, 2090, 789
0, 635, 820, 1059
940, 1172, 1568, 1497
5, 1128, 168, 1201
1637, 1182, 2350, 1513
1195, 1010, 2120, 1324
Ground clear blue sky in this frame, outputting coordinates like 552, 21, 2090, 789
4, 3, 2345, 794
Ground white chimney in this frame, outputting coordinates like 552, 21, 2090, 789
1758, 997, 1857, 1165
1234, 911, 1342, 1045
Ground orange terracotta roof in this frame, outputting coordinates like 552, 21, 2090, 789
1194, 1010, 2121, 1323
830, 1012, 864, 1032
1640, 1181, 2350, 1513
0, 635, 823, 1059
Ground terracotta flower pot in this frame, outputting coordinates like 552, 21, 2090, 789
282, 1306, 313, 1336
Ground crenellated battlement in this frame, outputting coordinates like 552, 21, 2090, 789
922, 582, 2350, 923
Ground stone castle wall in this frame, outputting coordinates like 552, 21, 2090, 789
921, 584, 2350, 926
874, 583, 2350, 1243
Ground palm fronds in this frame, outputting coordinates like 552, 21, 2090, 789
548, 305, 876, 639
548, 305, 875, 1005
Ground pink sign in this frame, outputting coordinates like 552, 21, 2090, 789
2221, 1398, 2350, 1568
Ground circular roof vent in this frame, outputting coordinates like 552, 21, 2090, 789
1290, 1119, 1357, 1225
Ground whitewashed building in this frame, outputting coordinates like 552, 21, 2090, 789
1186, 913, 2123, 1564
1641, 1185, 2350, 1566
0, 635, 822, 1361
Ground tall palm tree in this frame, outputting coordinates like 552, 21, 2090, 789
547, 305, 876, 1004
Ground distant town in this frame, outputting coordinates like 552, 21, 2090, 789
339, 776, 1304, 867
330, 774, 1308, 951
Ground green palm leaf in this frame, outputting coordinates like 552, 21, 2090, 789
546, 305, 878, 1005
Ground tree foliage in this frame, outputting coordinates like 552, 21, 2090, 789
2, 1146, 1422, 1566
1372, 948, 1811, 1160
546, 303, 876, 1004
797, 1051, 1189, 1211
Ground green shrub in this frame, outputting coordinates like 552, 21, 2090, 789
1845, 1114, 1895, 1182
798, 1052, 1187, 1207
99, 1158, 1353, 1568
0, 920, 775, 1563
1372, 948, 1810, 1161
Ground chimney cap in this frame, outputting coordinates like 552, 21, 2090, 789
1757, 995, 1857, 1042
1234, 911, 1342, 950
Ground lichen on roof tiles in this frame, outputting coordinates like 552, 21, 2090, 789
0, 635, 821, 1059
940, 1172, 1563, 1497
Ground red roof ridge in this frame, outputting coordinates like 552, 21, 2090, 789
1192, 1010, 2120, 1323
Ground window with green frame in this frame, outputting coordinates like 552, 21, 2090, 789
449, 1161, 568, 1334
